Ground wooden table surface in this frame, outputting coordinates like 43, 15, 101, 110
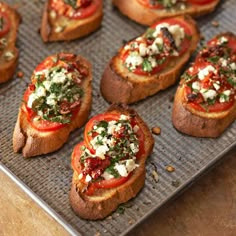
1, 147, 236, 236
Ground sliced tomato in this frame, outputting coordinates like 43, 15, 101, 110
137, 0, 163, 9
84, 112, 121, 153
71, 142, 85, 174
85, 175, 130, 196
49, 0, 101, 19
0, 12, 10, 37
84, 112, 145, 158
187, 0, 216, 5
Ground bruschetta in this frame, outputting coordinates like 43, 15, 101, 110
0, 2, 20, 83
70, 104, 154, 220
101, 15, 200, 104
172, 32, 236, 137
13, 53, 92, 158
113, 0, 220, 26
41, 0, 103, 42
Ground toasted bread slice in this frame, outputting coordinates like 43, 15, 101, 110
0, 2, 21, 83
13, 53, 92, 158
172, 32, 236, 137
41, 0, 103, 42
113, 0, 220, 26
70, 104, 154, 220
101, 15, 200, 104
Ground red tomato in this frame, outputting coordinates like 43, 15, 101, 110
84, 112, 121, 153
137, 0, 163, 9
71, 141, 131, 196
71, 142, 85, 174
22, 53, 81, 132
152, 18, 192, 55
84, 112, 145, 158
208, 99, 234, 112
49, 0, 101, 19
0, 12, 10, 37
187, 0, 216, 5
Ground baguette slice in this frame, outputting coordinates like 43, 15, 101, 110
172, 32, 236, 137
101, 15, 200, 104
113, 0, 220, 26
41, 0, 103, 42
70, 104, 154, 220
13, 53, 92, 158
0, 2, 21, 83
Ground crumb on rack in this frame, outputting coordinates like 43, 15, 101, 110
17, 71, 24, 78
152, 170, 159, 183
171, 180, 181, 188
94, 232, 101, 236
129, 219, 135, 225
152, 127, 161, 135
211, 20, 219, 27
166, 165, 175, 172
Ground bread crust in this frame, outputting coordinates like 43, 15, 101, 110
69, 104, 154, 220
40, 1, 103, 42
0, 3, 21, 83
13, 55, 92, 158
172, 84, 236, 138
101, 15, 200, 104
113, 0, 220, 26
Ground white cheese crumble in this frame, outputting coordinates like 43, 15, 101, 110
192, 81, 200, 91
213, 82, 220, 91
200, 89, 217, 101
125, 54, 143, 70
198, 65, 217, 80
230, 62, 236, 70
217, 36, 228, 45
85, 174, 92, 183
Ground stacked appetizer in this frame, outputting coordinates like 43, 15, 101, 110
113, 0, 220, 25
101, 15, 199, 104
13, 53, 92, 157
0, 2, 20, 83
41, 0, 103, 42
70, 105, 154, 219
172, 33, 236, 137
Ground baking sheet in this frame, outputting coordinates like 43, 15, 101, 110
1, 0, 235, 235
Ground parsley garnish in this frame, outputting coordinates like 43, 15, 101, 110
142, 58, 152, 72
227, 78, 236, 87
145, 28, 155, 39
207, 56, 220, 64
63, 0, 77, 9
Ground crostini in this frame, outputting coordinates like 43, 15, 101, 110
113, 0, 220, 26
41, 0, 103, 42
0, 2, 20, 83
172, 32, 236, 137
70, 104, 154, 220
101, 15, 199, 104
13, 53, 92, 158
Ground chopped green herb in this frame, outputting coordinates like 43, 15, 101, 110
207, 56, 220, 64
63, 0, 77, 9
142, 58, 153, 72
227, 77, 236, 87
145, 28, 155, 39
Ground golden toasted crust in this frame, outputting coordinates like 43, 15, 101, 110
113, 0, 220, 25
0, 3, 21, 83
40, 1, 103, 42
12, 55, 92, 158
101, 15, 200, 104
172, 84, 236, 138
69, 104, 154, 220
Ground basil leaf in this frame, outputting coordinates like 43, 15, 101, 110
142, 58, 153, 72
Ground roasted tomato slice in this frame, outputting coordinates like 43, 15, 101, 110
23, 87, 67, 132
49, 0, 101, 19
71, 141, 131, 195
23, 54, 81, 132
152, 18, 193, 56
84, 112, 145, 158
187, 0, 216, 5
0, 12, 10, 37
